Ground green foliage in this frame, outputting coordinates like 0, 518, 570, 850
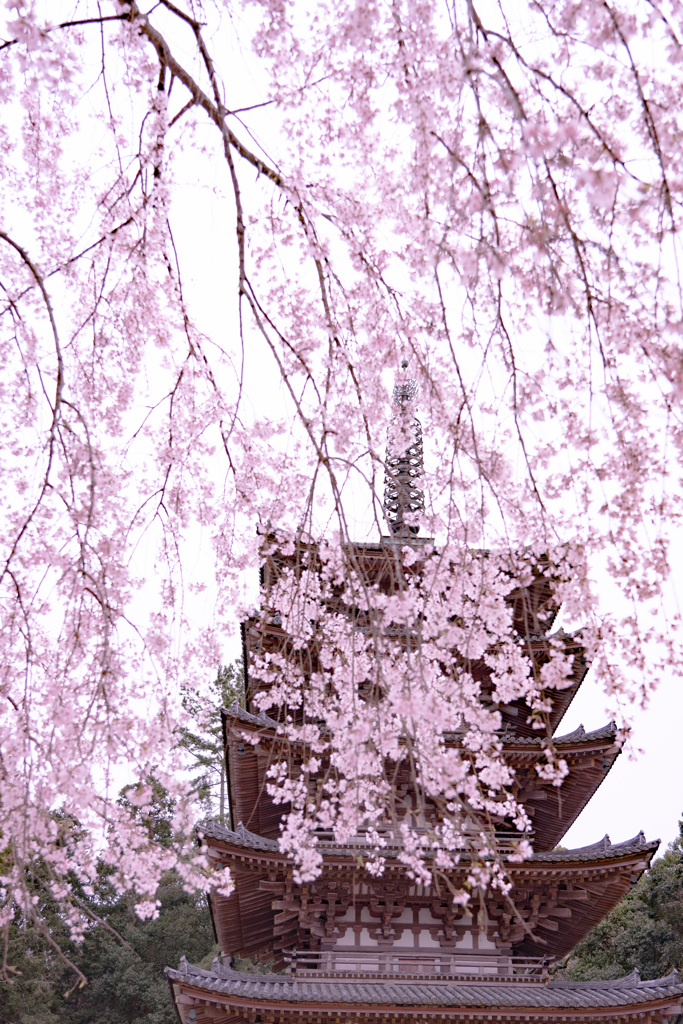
563, 820, 683, 981
118, 774, 177, 849
180, 662, 245, 825
3, 666, 241, 1021
4, 871, 215, 1024
3, 780, 218, 1024
59, 872, 215, 1024
3, 907, 70, 1023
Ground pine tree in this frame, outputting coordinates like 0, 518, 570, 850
179, 663, 245, 826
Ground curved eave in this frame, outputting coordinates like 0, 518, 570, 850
505, 721, 619, 753
167, 962, 683, 1024
508, 724, 621, 851
200, 821, 658, 873
508, 834, 658, 959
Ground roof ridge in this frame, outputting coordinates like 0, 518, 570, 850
199, 820, 658, 864
502, 721, 618, 747
198, 818, 280, 852
226, 713, 620, 748
539, 831, 658, 861
222, 701, 279, 729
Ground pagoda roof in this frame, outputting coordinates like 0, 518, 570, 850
537, 831, 654, 862
223, 703, 618, 746
200, 820, 656, 867
167, 958, 683, 1022
202, 820, 280, 853
240, 627, 588, 740
226, 702, 279, 730
245, 539, 584, 738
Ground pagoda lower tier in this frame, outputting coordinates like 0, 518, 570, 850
199, 822, 657, 965
166, 958, 683, 1024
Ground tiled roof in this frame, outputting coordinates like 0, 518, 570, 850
199, 820, 279, 852
553, 722, 617, 744
223, 703, 619, 752
496, 721, 619, 747
167, 959, 683, 1010
223, 701, 279, 729
199, 820, 658, 865
444, 724, 618, 749
534, 831, 659, 862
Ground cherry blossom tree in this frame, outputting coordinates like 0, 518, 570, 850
2, 0, 683, 976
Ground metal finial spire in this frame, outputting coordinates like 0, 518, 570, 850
383, 367, 425, 536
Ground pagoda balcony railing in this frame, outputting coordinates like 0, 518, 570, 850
313, 829, 533, 855
284, 949, 551, 982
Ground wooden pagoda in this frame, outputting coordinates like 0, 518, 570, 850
167, 382, 683, 1024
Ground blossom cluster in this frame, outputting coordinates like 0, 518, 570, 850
248, 534, 584, 890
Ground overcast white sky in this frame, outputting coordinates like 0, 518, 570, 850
560, 669, 683, 854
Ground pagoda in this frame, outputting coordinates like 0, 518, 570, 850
167, 379, 683, 1024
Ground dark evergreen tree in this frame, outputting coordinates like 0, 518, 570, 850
563, 820, 683, 981
55, 871, 216, 1024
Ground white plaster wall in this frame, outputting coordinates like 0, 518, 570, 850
391, 931, 416, 949
335, 907, 356, 925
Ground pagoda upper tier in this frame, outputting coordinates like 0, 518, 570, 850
257, 540, 562, 638
222, 705, 620, 853
244, 538, 590, 739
